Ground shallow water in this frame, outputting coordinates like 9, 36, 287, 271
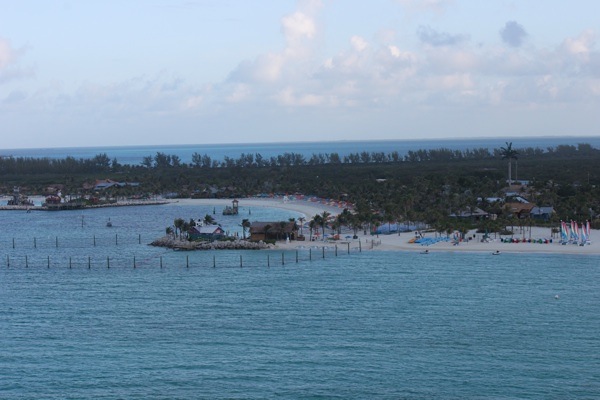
1, 204, 599, 399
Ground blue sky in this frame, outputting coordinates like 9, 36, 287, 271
1, 0, 599, 149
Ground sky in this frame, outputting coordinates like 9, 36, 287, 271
1, 0, 599, 149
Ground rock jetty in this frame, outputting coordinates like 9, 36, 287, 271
150, 236, 272, 251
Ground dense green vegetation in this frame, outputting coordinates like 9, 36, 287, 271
2, 143, 600, 233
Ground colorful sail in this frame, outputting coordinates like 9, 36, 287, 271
560, 221, 569, 243
570, 220, 579, 242
580, 222, 587, 245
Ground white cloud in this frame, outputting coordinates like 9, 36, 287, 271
226, 84, 251, 103
350, 36, 368, 52
561, 29, 596, 60
276, 87, 326, 106
281, 11, 317, 42
227, 1, 322, 86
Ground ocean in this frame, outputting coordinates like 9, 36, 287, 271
1, 202, 599, 399
2, 136, 600, 165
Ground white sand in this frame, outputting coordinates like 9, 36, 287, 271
169, 198, 600, 255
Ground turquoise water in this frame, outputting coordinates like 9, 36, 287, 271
1, 204, 599, 398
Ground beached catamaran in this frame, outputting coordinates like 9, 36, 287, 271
560, 220, 592, 245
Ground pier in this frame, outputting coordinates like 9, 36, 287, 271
0, 199, 170, 211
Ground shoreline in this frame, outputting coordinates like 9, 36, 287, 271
5, 196, 595, 256
170, 198, 600, 256
0, 199, 170, 211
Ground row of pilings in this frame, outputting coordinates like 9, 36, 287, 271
0, 240, 374, 269
0, 234, 144, 249
0, 235, 380, 250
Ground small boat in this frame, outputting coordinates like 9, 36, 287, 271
492, 250, 501, 255
106, 218, 113, 227
420, 249, 429, 254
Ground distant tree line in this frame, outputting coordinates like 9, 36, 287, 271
2, 143, 596, 174
2, 143, 600, 231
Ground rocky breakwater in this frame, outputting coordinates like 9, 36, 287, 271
150, 236, 272, 251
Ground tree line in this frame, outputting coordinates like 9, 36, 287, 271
2, 142, 600, 231
1, 143, 597, 174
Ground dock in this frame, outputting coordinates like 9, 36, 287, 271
0, 199, 171, 211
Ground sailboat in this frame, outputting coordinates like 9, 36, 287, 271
580, 221, 591, 246
560, 221, 569, 244
106, 218, 113, 227
570, 220, 579, 244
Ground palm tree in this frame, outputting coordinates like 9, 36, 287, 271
278, 221, 288, 241
241, 219, 251, 240
173, 218, 185, 239
308, 219, 316, 240
264, 224, 272, 241
349, 214, 362, 239
203, 214, 215, 225
312, 214, 323, 240
181, 221, 190, 240
298, 216, 306, 237
383, 203, 397, 234
320, 211, 331, 240
500, 142, 519, 186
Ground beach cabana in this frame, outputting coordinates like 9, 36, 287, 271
188, 225, 225, 241
249, 221, 298, 242
530, 206, 555, 221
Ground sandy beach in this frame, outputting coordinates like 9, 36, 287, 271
172, 197, 600, 256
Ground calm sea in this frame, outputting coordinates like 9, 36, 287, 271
2, 136, 600, 165
1, 202, 599, 399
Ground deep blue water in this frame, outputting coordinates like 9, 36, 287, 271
2, 136, 600, 165
1, 203, 599, 398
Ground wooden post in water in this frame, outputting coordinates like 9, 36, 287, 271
34, 237, 36, 249
186, 255, 189, 268
309, 248, 312, 261
347, 242, 350, 254
107, 256, 110, 269
88, 256, 91, 269
213, 255, 216, 268
133, 256, 136, 269
25, 255, 28, 268
56, 236, 58, 248
359, 240, 362, 252
115, 234, 118, 246
240, 255, 243, 268
93, 235, 96, 247
12, 238, 15, 249
7, 255, 9, 267
47, 255, 50, 268
69, 257, 72, 269
160, 256, 163, 268
267, 254, 270, 267
281, 252, 284, 266
138, 234, 141, 244
296, 250, 298, 263
335, 245, 338, 257
322, 247, 325, 259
